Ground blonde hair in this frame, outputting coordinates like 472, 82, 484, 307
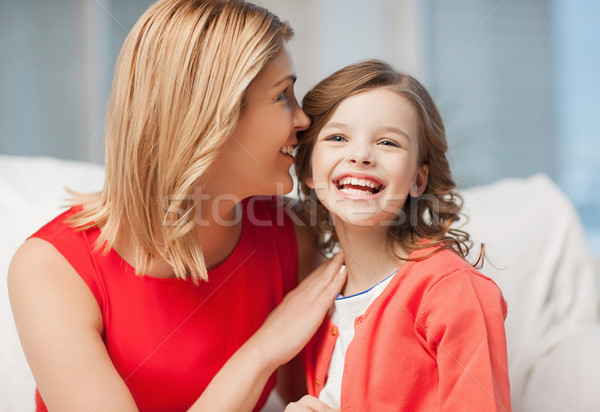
68, 0, 293, 283
295, 60, 483, 266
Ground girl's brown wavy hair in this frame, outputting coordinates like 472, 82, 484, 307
295, 59, 483, 266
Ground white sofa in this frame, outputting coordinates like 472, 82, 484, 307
1, 154, 599, 411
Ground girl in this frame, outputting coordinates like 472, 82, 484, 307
294, 60, 511, 411
8, 1, 346, 411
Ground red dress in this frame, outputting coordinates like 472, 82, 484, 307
31, 196, 298, 411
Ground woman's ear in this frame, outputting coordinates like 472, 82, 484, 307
410, 164, 429, 197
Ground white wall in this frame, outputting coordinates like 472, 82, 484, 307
0, 0, 598, 251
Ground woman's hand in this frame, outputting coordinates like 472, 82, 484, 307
250, 253, 346, 369
285, 395, 340, 412
191, 254, 345, 412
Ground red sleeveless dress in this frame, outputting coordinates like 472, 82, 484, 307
31, 196, 298, 411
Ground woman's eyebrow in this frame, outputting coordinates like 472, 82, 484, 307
272, 74, 297, 88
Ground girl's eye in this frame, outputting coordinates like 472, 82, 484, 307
325, 134, 347, 143
276, 90, 288, 102
378, 139, 401, 147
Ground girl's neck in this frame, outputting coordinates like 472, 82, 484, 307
334, 221, 410, 297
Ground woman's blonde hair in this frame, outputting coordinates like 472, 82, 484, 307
295, 60, 483, 266
68, 0, 293, 283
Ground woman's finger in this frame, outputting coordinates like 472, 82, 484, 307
247, 253, 346, 368
299, 252, 343, 285
284, 395, 339, 411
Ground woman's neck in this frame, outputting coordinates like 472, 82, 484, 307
111, 187, 245, 278
334, 220, 409, 297
193, 194, 243, 268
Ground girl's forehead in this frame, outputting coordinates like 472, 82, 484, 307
324, 88, 417, 135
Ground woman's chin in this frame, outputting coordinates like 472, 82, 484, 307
277, 175, 294, 195
260, 174, 293, 197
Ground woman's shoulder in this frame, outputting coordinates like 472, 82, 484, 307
8, 236, 103, 328
9, 235, 83, 286
30, 206, 87, 242
20, 206, 106, 305
8, 236, 112, 410
11, 206, 89, 274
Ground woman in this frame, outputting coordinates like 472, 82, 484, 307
7, 1, 345, 411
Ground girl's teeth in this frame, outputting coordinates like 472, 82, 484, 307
341, 187, 373, 197
336, 176, 381, 191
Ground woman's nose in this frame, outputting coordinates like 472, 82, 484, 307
294, 105, 311, 131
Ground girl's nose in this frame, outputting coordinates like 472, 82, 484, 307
348, 145, 374, 166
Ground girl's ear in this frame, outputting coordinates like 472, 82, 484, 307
410, 164, 429, 197
305, 174, 315, 189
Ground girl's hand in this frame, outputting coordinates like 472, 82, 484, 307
285, 395, 341, 412
250, 253, 346, 369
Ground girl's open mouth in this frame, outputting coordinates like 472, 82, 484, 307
334, 176, 384, 197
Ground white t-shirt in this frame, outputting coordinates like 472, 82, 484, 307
318, 271, 397, 409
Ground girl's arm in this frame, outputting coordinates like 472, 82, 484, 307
420, 271, 511, 411
8, 239, 346, 412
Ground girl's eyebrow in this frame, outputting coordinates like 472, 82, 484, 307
322, 122, 411, 140
377, 125, 411, 140
322, 122, 348, 131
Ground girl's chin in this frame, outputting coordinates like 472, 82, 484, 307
334, 217, 397, 228
329, 205, 400, 228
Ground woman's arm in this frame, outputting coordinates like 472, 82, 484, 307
8, 238, 139, 411
9, 238, 345, 412
276, 219, 325, 403
189, 252, 345, 411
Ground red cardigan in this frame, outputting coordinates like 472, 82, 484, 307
304, 247, 511, 411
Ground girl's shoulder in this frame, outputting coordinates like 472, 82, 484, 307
411, 245, 478, 275
411, 246, 507, 315
409, 245, 501, 296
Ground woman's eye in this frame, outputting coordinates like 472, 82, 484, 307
325, 134, 346, 142
276, 90, 288, 102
